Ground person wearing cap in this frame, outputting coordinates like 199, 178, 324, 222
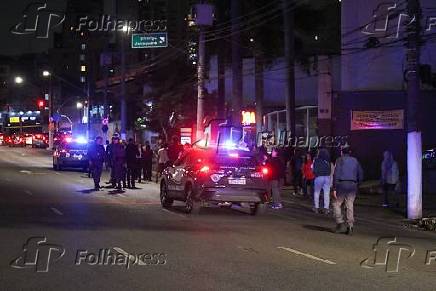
332, 146, 364, 235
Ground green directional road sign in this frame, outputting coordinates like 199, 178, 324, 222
131, 33, 168, 49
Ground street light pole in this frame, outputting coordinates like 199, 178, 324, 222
120, 29, 127, 141
48, 74, 54, 150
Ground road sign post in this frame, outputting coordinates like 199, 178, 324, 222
131, 33, 168, 49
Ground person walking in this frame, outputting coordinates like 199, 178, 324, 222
302, 152, 315, 198
381, 150, 400, 207
332, 146, 364, 235
312, 148, 332, 214
142, 144, 153, 182
156, 143, 169, 183
125, 138, 140, 189
88, 136, 106, 191
267, 148, 286, 209
291, 149, 303, 196
110, 136, 126, 192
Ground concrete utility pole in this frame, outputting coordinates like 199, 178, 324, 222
282, 0, 296, 138
195, 3, 213, 140
255, 54, 264, 137
406, 0, 422, 220
217, 0, 226, 119
231, 0, 243, 126
196, 26, 206, 140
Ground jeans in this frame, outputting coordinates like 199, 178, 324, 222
314, 176, 331, 209
332, 194, 356, 227
271, 180, 282, 205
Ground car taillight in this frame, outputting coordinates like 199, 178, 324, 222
261, 167, 269, 175
251, 166, 270, 179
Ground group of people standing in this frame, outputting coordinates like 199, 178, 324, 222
88, 136, 153, 192
263, 146, 364, 235
263, 145, 402, 235
87, 135, 186, 192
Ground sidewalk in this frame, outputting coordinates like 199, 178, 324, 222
279, 181, 436, 228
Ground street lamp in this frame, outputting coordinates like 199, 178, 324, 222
42, 70, 51, 77
76, 102, 84, 109
14, 76, 24, 84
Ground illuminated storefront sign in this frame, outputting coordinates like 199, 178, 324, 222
242, 111, 256, 126
351, 110, 404, 130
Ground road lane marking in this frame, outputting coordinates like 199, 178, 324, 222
50, 207, 63, 216
19, 170, 32, 174
25, 190, 33, 196
277, 247, 336, 265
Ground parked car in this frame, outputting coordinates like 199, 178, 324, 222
32, 133, 48, 148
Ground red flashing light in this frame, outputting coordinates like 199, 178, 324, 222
199, 165, 210, 173
37, 100, 45, 108
261, 167, 269, 175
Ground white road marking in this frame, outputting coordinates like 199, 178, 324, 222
25, 190, 33, 196
50, 207, 63, 216
19, 170, 32, 174
277, 247, 337, 265
118, 194, 127, 198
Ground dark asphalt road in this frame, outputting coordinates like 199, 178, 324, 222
0, 146, 435, 291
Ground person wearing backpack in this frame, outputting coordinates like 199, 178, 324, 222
312, 148, 332, 214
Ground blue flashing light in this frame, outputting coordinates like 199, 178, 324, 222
75, 136, 87, 144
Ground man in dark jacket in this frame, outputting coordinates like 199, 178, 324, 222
88, 136, 106, 191
125, 138, 140, 189
313, 148, 332, 214
332, 146, 364, 235
267, 148, 286, 209
111, 136, 126, 191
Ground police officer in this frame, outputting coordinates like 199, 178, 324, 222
111, 136, 126, 192
125, 138, 140, 189
89, 136, 106, 191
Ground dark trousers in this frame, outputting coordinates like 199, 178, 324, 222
92, 163, 103, 188
127, 167, 137, 188
383, 183, 397, 205
143, 161, 152, 181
